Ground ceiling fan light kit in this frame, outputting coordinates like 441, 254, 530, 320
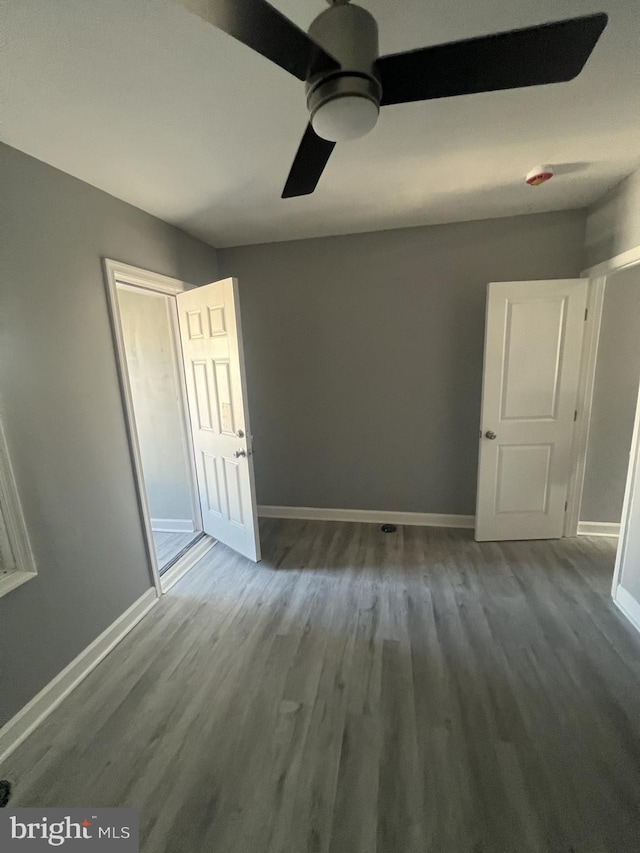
310, 93, 379, 142
179, 0, 608, 197
306, 3, 381, 142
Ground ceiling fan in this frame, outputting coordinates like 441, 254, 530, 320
179, 0, 608, 198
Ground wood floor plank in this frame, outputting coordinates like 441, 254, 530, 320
328, 713, 380, 853
2, 522, 639, 853
377, 639, 425, 853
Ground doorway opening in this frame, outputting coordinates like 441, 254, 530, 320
106, 266, 206, 580
116, 283, 204, 574
568, 253, 640, 632
105, 261, 261, 594
474, 258, 640, 635
577, 264, 640, 539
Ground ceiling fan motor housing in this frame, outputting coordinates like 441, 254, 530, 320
306, 4, 382, 140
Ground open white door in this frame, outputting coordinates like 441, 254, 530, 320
176, 278, 261, 561
475, 279, 588, 541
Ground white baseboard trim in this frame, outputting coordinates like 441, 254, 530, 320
161, 536, 216, 594
577, 521, 621, 537
258, 505, 475, 529
0, 587, 158, 765
613, 585, 640, 636
150, 518, 195, 533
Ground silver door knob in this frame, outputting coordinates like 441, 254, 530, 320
485, 430, 497, 440
233, 449, 247, 458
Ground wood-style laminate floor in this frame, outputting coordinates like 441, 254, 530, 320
3, 520, 640, 852
152, 530, 201, 572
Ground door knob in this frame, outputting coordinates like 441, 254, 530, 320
485, 430, 497, 440
236, 429, 245, 438
233, 449, 247, 458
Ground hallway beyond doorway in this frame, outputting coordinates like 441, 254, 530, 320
152, 530, 203, 573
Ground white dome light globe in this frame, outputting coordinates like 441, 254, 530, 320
312, 96, 379, 142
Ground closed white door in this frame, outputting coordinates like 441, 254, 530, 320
176, 278, 261, 561
475, 279, 588, 541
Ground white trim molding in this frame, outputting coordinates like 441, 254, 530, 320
613, 585, 640, 636
103, 259, 190, 295
0, 588, 158, 765
577, 521, 621, 538
564, 276, 606, 537
581, 245, 640, 279
258, 505, 475, 529
150, 518, 195, 534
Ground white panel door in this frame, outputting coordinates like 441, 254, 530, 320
475, 279, 588, 541
176, 278, 261, 561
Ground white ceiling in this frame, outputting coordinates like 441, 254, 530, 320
2, 0, 639, 247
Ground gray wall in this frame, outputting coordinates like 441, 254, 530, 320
581, 266, 640, 523
584, 168, 640, 269
220, 210, 586, 515
0, 143, 218, 727
119, 288, 194, 524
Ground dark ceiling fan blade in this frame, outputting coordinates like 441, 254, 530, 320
376, 13, 608, 106
180, 0, 340, 81
282, 124, 336, 198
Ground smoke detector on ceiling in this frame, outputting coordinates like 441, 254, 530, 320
526, 165, 555, 185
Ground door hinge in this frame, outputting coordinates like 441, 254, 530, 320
584, 308, 589, 321
565, 501, 568, 512
574, 410, 578, 422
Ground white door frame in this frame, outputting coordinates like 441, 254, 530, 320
564, 245, 640, 537
611, 375, 640, 603
103, 259, 202, 594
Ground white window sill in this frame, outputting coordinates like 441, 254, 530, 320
0, 568, 36, 599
